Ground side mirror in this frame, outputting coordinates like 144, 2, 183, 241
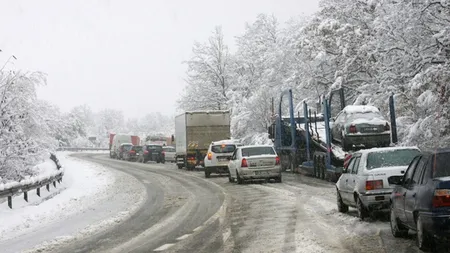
390, 177, 403, 185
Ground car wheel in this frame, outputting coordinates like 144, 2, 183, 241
336, 190, 348, 213
228, 174, 234, 183
205, 169, 211, 178
161, 160, 165, 164
390, 206, 408, 237
416, 215, 433, 250
357, 197, 368, 220
236, 170, 243, 184
177, 164, 183, 169
276, 175, 282, 183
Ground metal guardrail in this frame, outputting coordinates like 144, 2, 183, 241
0, 154, 64, 209
56, 147, 109, 151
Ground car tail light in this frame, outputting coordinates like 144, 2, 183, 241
349, 124, 357, 133
188, 157, 196, 160
129, 150, 135, 154
366, 180, 383, 190
207, 152, 212, 160
432, 189, 450, 208
241, 158, 248, 167
162, 151, 165, 156
275, 156, 280, 165
385, 123, 390, 131
144, 150, 149, 154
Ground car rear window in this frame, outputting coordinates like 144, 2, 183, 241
132, 146, 143, 152
241, 147, 276, 157
211, 144, 236, 153
432, 152, 450, 178
147, 145, 162, 151
366, 149, 420, 170
122, 145, 133, 150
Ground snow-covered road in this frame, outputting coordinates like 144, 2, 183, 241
0, 152, 434, 252
0, 153, 146, 253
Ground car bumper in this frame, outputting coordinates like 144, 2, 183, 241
421, 213, 450, 238
238, 168, 281, 180
345, 133, 390, 147
205, 166, 229, 174
360, 190, 393, 211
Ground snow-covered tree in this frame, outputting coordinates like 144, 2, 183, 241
178, 26, 231, 111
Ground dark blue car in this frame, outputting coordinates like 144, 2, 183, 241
390, 148, 450, 250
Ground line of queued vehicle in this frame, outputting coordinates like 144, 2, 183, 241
111, 143, 177, 164
335, 146, 450, 251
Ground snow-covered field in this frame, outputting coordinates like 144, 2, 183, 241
0, 152, 146, 253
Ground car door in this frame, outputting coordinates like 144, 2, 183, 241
405, 155, 427, 227
347, 155, 361, 205
229, 148, 239, 179
339, 157, 357, 204
394, 156, 420, 223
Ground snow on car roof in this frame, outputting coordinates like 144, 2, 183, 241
239, 144, 275, 149
212, 140, 240, 145
343, 105, 379, 114
354, 146, 420, 155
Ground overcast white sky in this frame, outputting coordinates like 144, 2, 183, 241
0, 0, 319, 119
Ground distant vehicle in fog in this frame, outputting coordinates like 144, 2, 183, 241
122, 145, 142, 161
163, 146, 176, 162
138, 144, 165, 163
110, 134, 140, 158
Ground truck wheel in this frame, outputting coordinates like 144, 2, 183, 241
228, 174, 234, 183
205, 170, 211, 178
321, 156, 326, 180
177, 164, 183, 169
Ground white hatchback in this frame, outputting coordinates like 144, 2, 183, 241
204, 140, 242, 178
228, 145, 282, 184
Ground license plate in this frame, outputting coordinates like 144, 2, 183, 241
249, 162, 257, 167
255, 171, 268, 175
261, 162, 273, 166
218, 158, 228, 162
363, 127, 378, 132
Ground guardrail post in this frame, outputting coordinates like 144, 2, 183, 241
46, 184, 50, 191
24, 191, 28, 202
8, 196, 12, 209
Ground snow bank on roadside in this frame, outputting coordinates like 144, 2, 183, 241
0, 153, 114, 241
0, 158, 63, 192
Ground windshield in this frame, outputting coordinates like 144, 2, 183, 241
163, 147, 175, 152
432, 152, 450, 178
366, 149, 420, 170
241, 147, 276, 157
211, 144, 236, 153
122, 145, 133, 150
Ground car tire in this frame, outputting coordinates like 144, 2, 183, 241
275, 175, 282, 183
390, 206, 408, 237
228, 174, 234, 183
236, 171, 243, 185
205, 171, 211, 178
336, 190, 348, 213
357, 197, 368, 220
161, 160, 165, 164
416, 215, 433, 250
177, 164, 183, 169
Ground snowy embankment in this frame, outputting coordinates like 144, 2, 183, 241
0, 152, 146, 253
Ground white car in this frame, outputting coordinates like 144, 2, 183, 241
336, 146, 420, 220
163, 146, 176, 162
228, 145, 282, 184
204, 140, 242, 178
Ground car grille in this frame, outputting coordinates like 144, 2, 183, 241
388, 176, 403, 185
